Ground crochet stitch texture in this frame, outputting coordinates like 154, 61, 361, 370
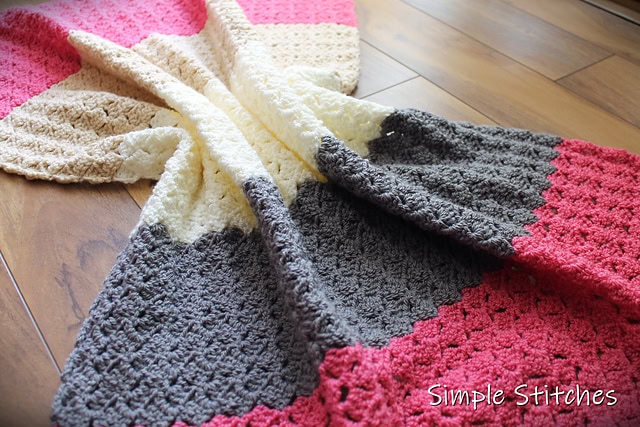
1, 0, 639, 426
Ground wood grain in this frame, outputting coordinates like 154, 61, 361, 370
583, 0, 640, 25
0, 172, 141, 368
559, 55, 640, 128
353, 41, 417, 98
125, 179, 155, 209
404, 0, 610, 80
364, 77, 497, 125
356, 0, 640, 154
0, 254, 59, 427
504, 0, 640, 65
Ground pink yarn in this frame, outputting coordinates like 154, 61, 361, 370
514, 138, 640, 308
0, 9, 80, 118
236, 0, 357, 26
31, 0, 206, 47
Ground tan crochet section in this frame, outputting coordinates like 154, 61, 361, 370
255, 23, 360, 94
0, 66, 171, 183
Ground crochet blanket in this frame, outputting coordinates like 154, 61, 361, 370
1, 0, 639, 426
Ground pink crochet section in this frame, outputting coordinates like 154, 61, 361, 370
236, 0, 357, 26
513, 138, 640, 308
181, 266, 640, 426
0, 0, 206, 119
28, 0, 205, 47
0, 9, 80, 118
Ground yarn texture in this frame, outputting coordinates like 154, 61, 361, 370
1, 0, 638, 426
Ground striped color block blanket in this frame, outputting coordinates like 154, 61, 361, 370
1, 0, 639, 425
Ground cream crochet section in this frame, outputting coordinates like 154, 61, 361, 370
0, 0, 393, 241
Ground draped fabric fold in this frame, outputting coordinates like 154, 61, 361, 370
1, 0, 638, 426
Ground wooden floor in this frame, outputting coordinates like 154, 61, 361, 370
1, 0, 639, 425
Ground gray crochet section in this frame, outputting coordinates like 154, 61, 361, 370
316, 109, 561, 258
52, 110, 562, 426
52, 177, 499, 427
287, 178, 500, 345
53, 224, 300, 427
241, 177, 357, 371
246, 176, 499, 347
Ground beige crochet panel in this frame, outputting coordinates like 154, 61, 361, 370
0, 66, 170, 183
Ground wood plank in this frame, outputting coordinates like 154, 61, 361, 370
364, 77, 497, 125
404, 0, 610, 80
125, 179, 155, 209
583, 0, 640, 25
355, 0, 640, 154
0, 253, 60, 427
353, 41, 418, 98
0, 172, 141, 368
559, 55, 640, 128
504, 0, 640, 65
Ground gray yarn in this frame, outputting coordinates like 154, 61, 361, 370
241, 176, 358, 373
53, 224, 304, 427
288, 179, 501, 346
51, 180, 501, 427
316, 109, 560, 258
52, 109, 560, 427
